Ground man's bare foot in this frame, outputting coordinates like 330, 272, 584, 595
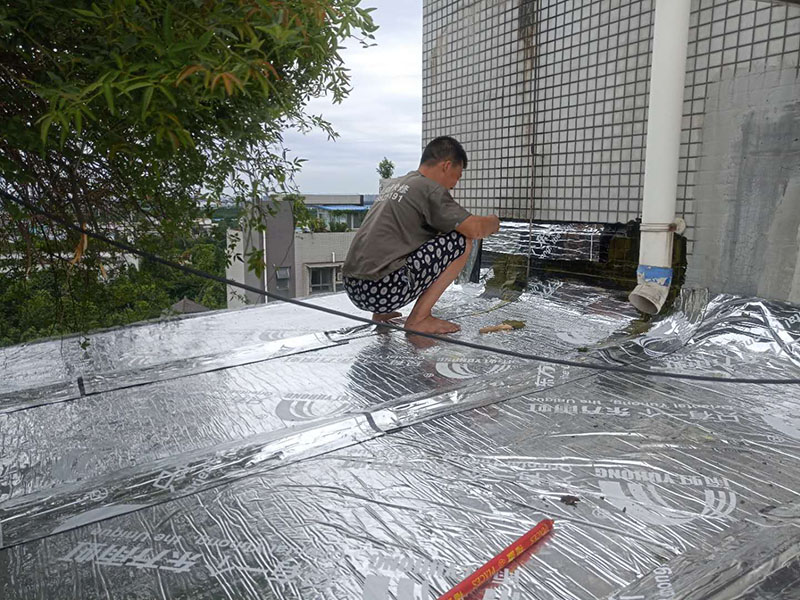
372, 312, 402, 322
405, 315, 461, 334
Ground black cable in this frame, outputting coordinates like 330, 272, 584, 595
3, 188, 800, 385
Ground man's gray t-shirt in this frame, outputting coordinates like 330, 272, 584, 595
343, 171, 471, 281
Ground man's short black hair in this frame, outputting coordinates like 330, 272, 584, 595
420, 136, 468, 169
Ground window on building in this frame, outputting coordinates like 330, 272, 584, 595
309, 266, 345, 295
309, 267, 332, 294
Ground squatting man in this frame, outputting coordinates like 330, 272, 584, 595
343, 136, 500, 334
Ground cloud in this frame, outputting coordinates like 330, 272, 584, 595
282, 1, 422, 194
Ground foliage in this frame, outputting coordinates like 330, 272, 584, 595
210, 206, 242, 229
288, 193, 311, 226
326, 209, 351, 231
0, 0, 376, 340
307, 218, 329, 232
376, 156, 394, 179
0, 227, 229, 347
486, 254, 528, 299
287, 193, 328, 231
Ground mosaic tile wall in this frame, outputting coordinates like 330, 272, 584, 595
423, 0, 535, 218
422, 0, 800, 252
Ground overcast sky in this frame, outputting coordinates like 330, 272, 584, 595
282, 1, 422, 195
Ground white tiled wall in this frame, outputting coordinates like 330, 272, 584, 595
423, 0, 800, 253
423, 0, 534, 218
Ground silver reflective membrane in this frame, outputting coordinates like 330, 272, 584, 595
1, 231, 799, 599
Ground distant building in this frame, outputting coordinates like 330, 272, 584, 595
225, 194, 372, 307
300, 194, 363, 206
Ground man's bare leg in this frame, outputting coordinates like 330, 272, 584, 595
405, 238, 473, 334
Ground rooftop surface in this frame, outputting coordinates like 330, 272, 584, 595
1, 273, 799, 599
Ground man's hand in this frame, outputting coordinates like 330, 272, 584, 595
456, 214, 501, 239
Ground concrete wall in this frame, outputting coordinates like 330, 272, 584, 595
225, 228, 264, 308
293, 232, 358, 297
687, 68, 800, 301
264, 201, 295, 301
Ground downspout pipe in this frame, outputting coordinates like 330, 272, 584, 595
629, 0, 692, 315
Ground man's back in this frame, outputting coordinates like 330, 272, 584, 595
343, 170, 469, 281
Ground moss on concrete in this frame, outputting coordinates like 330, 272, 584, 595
485, 254, 529, 298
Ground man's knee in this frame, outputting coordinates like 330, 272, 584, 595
449, 230, 470, 250
457, 234, 472, 258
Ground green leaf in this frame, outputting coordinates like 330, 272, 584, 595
169, 41, 197, 54
156, 85, 176, 106
39, 114, 53, 144
102, 83, 115, 114
163, 5, 173, 43
80, 104, 96, 121
198, 31, 214, 48
141, 86, 154, 118
214, 27, 237, 40
125, 81, 152, 93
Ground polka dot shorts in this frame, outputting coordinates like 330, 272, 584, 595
344, 231, 467, 314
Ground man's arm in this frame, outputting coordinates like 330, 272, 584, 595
456, 215, 501, 239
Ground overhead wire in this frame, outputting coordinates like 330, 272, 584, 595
3, 189, 800, 385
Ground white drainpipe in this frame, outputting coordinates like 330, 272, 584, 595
629, 0, 692, 315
